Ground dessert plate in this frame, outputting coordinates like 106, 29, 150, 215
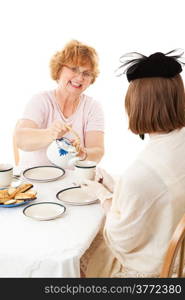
23, 166, 65, 182
56, 186, 99, 206
23, 202, 66, 220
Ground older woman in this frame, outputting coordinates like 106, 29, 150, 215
15, 40, 104, 168
80, 50, 185, 277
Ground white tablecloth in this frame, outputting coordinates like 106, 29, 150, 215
0, 170, 104, 277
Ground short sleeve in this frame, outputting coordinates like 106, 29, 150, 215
85, 100, 104, 132
21, 93, 47, 128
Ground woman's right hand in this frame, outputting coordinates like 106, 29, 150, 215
47, 120, 70, 141
71, 138, 87, 160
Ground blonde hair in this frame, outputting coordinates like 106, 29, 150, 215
50, 40, 99, 83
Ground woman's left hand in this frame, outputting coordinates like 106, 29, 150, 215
81, 179, 113, 204
95, 168, 115, 193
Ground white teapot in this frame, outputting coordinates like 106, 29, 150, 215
47, 137, 80, 169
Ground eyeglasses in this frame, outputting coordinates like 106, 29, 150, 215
63, 65, 94, 79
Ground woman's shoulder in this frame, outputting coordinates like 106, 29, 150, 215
27, 90, 56, 111
81, 93, 103, 111
82, 93, 101, 104
30, 90, 54, 103
119, 157, 167, 201
119, 158, 155, 189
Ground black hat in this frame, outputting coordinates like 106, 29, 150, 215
117, 49, 184, 82
116, 49, 185, 141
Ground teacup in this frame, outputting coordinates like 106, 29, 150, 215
0, 163, 13, 187
74, 160, 97, 184
47, 137, 80, 169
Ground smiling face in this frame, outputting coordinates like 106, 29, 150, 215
57, 64, 93, 97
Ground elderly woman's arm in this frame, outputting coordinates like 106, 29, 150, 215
15, 119, 69, 151
83, 131, 104, 162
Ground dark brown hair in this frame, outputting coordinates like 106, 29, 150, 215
125, 75, 185, 134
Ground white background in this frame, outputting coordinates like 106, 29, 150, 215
0, 0, 185, 175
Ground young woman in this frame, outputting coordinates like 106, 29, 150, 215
80, 50, 185, 277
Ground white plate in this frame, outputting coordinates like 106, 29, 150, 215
56, 186, 99, 206
23, 166, 65, 182
23, 202, 66, 220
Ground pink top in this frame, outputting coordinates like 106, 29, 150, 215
19, 90, 104, 168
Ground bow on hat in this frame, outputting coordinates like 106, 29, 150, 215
116, 48, 185, 82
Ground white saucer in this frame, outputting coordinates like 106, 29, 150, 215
56, 186, 99, 206
23, 202, 66, 220
23, 166, 65, 182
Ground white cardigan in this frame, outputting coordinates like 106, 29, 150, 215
103, 128, 185, 277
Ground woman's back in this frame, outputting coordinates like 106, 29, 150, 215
104, 128, 185, 277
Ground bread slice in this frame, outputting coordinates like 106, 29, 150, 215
0, 198, 10, 204
18, 183, 33, 193
9, 183, 33, 199
14, 192, 36, 200
0, 189, 9, 199
0, 189, 11, 203
15, 200, 24, 204
7, 187, 17, 197
4, 199, 16, 205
